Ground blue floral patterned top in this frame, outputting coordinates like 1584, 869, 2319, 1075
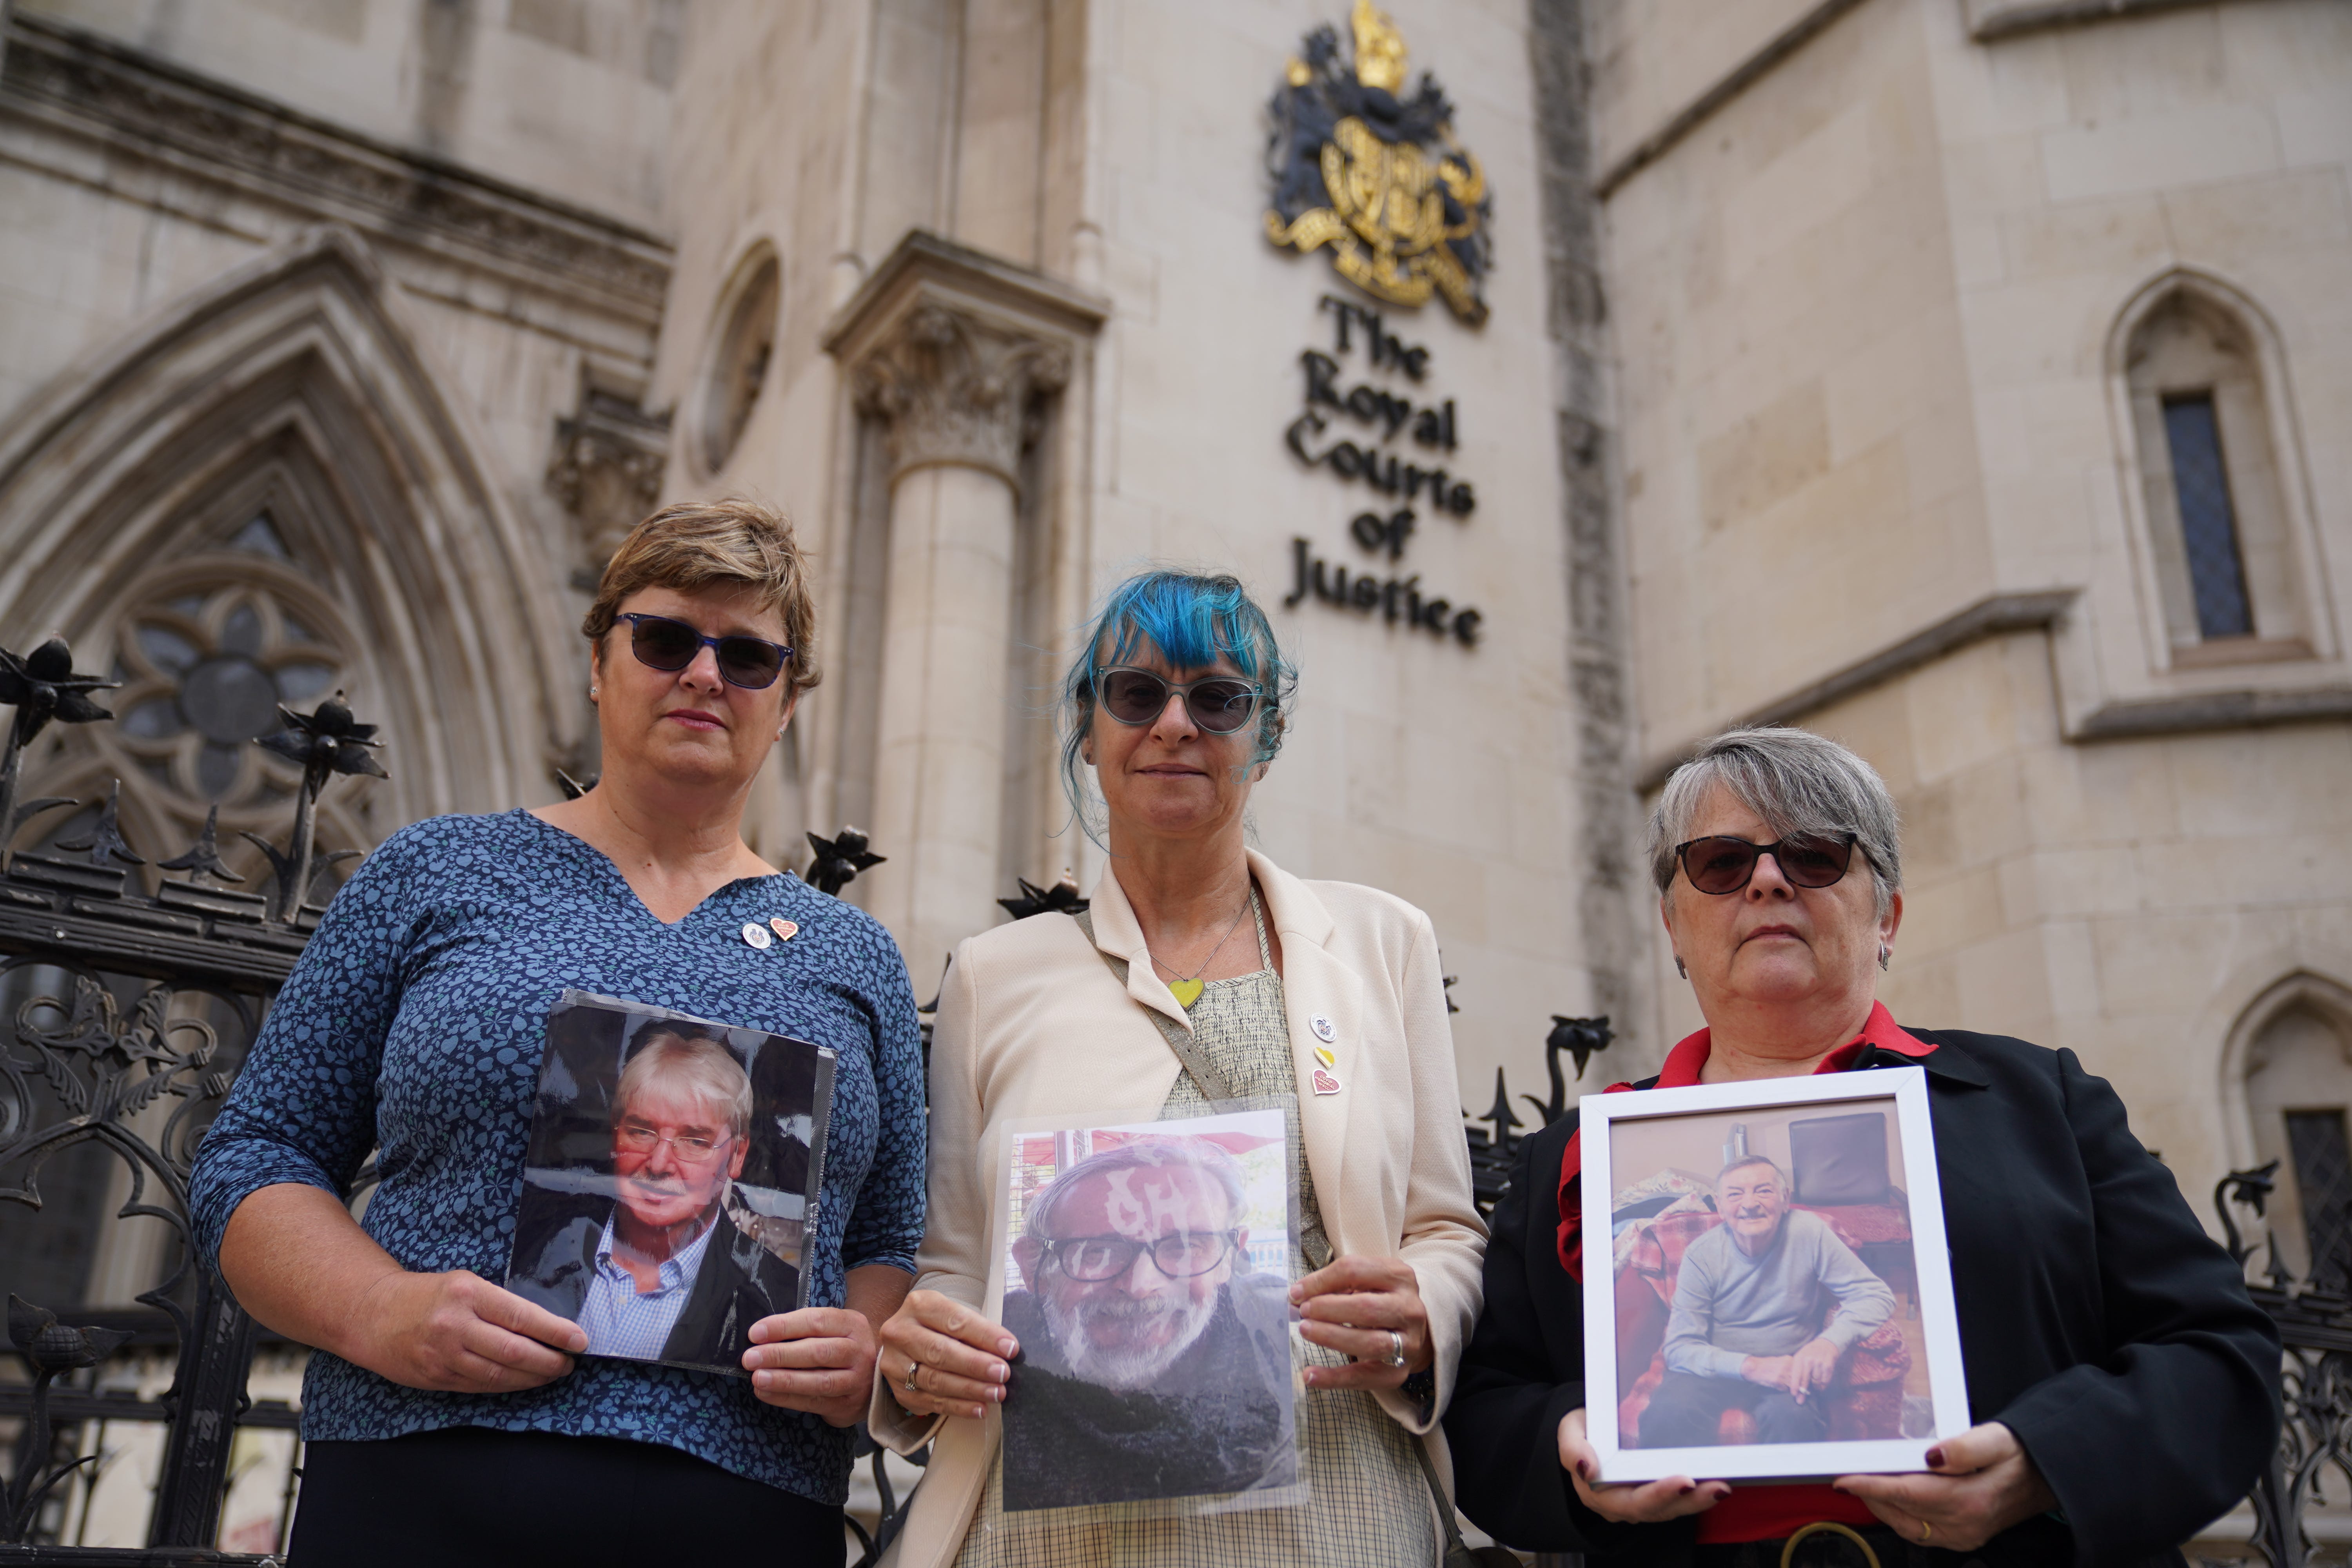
188, 810, 927, 1504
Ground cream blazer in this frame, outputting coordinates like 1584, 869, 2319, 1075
867, 849, 1487, 1568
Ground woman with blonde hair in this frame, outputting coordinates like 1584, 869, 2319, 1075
869, 568, 1486, 1566
191, 499, 926, 1567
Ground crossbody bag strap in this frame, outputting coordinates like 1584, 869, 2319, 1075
1073, 908, 1238, 1103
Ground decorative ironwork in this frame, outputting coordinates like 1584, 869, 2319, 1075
0, 639, 118, 877
2217, 1161, 2352, 1568
805, 827, 885, 897
0, 634, 340, 1559
238, 692, 383, 924
997, 873, 1086, 921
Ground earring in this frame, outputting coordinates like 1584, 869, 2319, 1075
1878, 946, 1891, 971
1674, 956, 1688, 980
588, 686, 598, 703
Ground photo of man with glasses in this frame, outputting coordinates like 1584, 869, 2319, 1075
1000, 1136, 1297, 1513
510, 1018, 801, 1373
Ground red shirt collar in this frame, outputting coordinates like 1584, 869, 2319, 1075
1652, 1000, 1933, 1087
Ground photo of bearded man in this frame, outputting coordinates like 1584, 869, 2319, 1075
998, 1137, 1297, 1513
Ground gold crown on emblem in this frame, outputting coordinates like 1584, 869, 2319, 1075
1351, 0, 1407, 93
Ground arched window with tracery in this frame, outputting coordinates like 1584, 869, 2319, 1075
2118, 274, 2323, 668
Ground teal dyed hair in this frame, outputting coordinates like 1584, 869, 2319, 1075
1058, 570, 1299, 840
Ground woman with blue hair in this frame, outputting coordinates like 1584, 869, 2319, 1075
865, 568, 1487, 1567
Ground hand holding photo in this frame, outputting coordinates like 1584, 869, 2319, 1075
1581, 1066, 1967, 1484
994, 1105, 1304, 1518
502, 991, 836, 1377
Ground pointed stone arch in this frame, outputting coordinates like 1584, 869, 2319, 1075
0, 225, 577, 865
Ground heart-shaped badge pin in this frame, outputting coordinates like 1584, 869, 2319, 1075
1311, 1067, 1341, 1096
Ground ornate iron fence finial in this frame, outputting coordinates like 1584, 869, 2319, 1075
240, 690, 386, 923
0, 635, 118, 874
806, 826, 885, 896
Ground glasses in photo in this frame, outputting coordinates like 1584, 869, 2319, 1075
1040, 1229, 1241, 1282
615, 1120, 731, 1166
1096, 667, 1261, 734
619, 613, 793, 690
1673, 834, 1861, 895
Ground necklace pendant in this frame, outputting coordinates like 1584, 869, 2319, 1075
1168, 978, 1205, 1009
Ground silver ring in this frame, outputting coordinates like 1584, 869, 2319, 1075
902, 1361, 922, 1396
1384, 1330, 1406, 1368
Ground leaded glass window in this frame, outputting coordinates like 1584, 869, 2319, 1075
2161, 394, 2254, 641
107, 515, 345, 809
2287, 1109, 2352, 1296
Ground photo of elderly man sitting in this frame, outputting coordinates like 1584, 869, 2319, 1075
1000, 1138, 1296, 1513
1639, 1155, 1896, 1448
510, 1022, 796, 1372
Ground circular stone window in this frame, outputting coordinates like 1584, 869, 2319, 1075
699, 248, 780, 474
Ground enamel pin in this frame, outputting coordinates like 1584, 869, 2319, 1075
1311, 1066, 1343, 1095
741, 922, 772, 950
769, 917, 799, 942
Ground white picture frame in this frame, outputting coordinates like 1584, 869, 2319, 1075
1579, 1065, 1970, 1483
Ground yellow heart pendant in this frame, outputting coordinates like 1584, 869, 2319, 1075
1169, 978, 1205, 1008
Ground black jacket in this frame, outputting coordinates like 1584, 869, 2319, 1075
1443, 1029, 2281, 1568
508, 1200, 797, 1373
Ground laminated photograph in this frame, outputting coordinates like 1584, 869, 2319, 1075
503, 990, 836, 1377
1580, 1066, 1969, 1483
990, 1102, 1307, 1521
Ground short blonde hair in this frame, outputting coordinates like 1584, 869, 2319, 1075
584, 498, 821, 693
617, 1026, 753, 1141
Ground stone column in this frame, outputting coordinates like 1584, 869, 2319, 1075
823, 233, 1105, 981
851, 304, 1067, 980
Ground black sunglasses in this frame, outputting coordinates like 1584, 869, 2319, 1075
1095, 666, 1262, 735
1673, 834, 1861, 895
618, 613, 793, 690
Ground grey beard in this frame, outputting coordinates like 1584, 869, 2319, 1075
1042, 1286, 1219, 1390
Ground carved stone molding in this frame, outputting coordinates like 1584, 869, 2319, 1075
824, 230, 1107, 491
852, 306, 1071, 488
0, 13, 672, 322
546, 386, 671, 569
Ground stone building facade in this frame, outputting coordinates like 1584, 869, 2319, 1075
0, 0, 2346, 1547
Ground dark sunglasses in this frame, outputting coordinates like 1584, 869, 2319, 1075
1674, 834, 1860, 895
1096, 666, 1262, 734
619, 613, 793, 690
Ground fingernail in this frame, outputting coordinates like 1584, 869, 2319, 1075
989, 1385, 1004, 1402
1679, 1483, 1697, 1496
990, 1362, 1008, 1383
999, 1338, 1018, 1357
1577, 1460, 1595, 1481
1926, 1447, 1945, 1468
1288, 1285, 1304, 1304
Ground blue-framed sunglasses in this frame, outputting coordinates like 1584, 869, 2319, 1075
618, 613, 793, 690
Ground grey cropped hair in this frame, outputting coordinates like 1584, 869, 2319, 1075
1646, 726, 1901, 919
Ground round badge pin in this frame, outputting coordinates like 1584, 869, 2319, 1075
1310, 1014, 1337, 1044
769, 917, 799, 942
741, 922, 772, 950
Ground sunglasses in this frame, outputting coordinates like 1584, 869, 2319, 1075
1673, 834, 1860, 895
1041, 1230, 1240, 1283
619, 613, 793, 690
1096, 666, 1262, 734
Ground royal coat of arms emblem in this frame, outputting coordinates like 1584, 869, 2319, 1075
1264, 0, 1492, 327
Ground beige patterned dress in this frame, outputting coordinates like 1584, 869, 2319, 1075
950, 896, 1437, 1568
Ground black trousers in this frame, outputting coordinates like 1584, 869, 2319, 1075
289, 1426, 847, 1568
1641, 1370, 1831, 1448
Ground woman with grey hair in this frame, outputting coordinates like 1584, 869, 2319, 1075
1446, 726, 2281, 1568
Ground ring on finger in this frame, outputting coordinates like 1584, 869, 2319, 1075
903, 1360, 922, 1396
1382, 1330, 1406, 1369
